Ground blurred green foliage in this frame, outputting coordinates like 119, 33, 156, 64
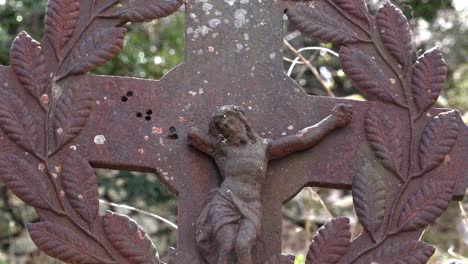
0, 0, 185, 80
93, 14, 185, 79
400, 0, 454, 21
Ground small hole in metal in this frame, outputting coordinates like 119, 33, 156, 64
145, 116, 151, 121
167, 126, 178, 140
136, 112, 143, 118
126, 91, 133, 97
146, 109, 153, 115
121, 96, 128, 102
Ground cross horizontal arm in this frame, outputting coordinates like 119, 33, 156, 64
0, 64, 466, 199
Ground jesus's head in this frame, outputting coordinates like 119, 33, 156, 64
209, 105, 259, 145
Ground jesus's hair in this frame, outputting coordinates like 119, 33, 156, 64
209, 105, 260, 143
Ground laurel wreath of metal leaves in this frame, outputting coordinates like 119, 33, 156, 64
0, 0, 182, 263
285, 0, 460, 263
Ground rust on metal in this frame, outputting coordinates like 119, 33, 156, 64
0, 0, 466, 263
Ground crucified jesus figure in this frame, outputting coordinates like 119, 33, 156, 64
188, 104, 353, 264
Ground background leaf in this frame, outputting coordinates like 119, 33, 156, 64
419, 110, 459, 172
339, 46, 405, 106
103, 211, 161, 264
59, 27, 127, 78
398, 181, 454, 232
369, 240, 435, 264
0, 155, 50, 209
305, 217, 351, 264
62, 151, 99, 226
412, 47, 447, 114
287, 5, 359, 45
376, 2, 413, 68
0, 90, 39, 154
53, 84, 93, 150
28, 222, 109, 264
365, 107, 402, 176
352, 163, 386, 241
44, 0, 80, 56
104, 0, 183, 23
10, 31, 49, 99
332, 0, 369, 23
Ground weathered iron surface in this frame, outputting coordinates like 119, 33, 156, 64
0, 0, 465, 263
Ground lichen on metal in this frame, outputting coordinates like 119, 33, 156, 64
0, 0, 466, 263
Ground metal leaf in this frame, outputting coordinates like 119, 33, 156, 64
398, 181, 454, 232
287, 5, 359, 45
103, 211, 161, 264
45, 0, 80, 56
28, 222, 110, 264
306, 217, 351, 264
59, 27, 127, 78
53, 83, 93, 150
332, 0, 368, 23
62, 151, 99, 226
0, 155, 51, 209
365, 107, 402, 176
10, 31, 49, 99
412, 47, 447, 114
419, 110, 459, 172
369, 240, 435, 264
376, 2, 412, 68
0, 90, 39, 154
104, 0, 183, 23
352, 163, 386, 241
340, 46, 405, 106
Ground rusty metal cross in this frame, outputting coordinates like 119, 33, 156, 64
0, 0, 466, 263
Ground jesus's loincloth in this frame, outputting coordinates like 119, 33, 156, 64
195, 187, 262, 263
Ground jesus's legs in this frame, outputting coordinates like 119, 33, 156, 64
216, 224, 237, 264
235, 219, 257, 264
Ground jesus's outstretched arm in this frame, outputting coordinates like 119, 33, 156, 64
267, 104, 353, 160
188, 127, 215, 157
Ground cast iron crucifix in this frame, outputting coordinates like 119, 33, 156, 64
0, 0, 466, 263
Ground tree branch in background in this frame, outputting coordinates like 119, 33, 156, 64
99, 199, 178, 230
283, 39, 336, 97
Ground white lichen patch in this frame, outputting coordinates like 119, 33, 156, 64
94, 135, 106, 145
38, 163, 45, 172
224, 0, 235, 6
202, 3, 213, 12
208, 18, 221, 28
234, 9, 247, 29
269, 52, 277, 60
